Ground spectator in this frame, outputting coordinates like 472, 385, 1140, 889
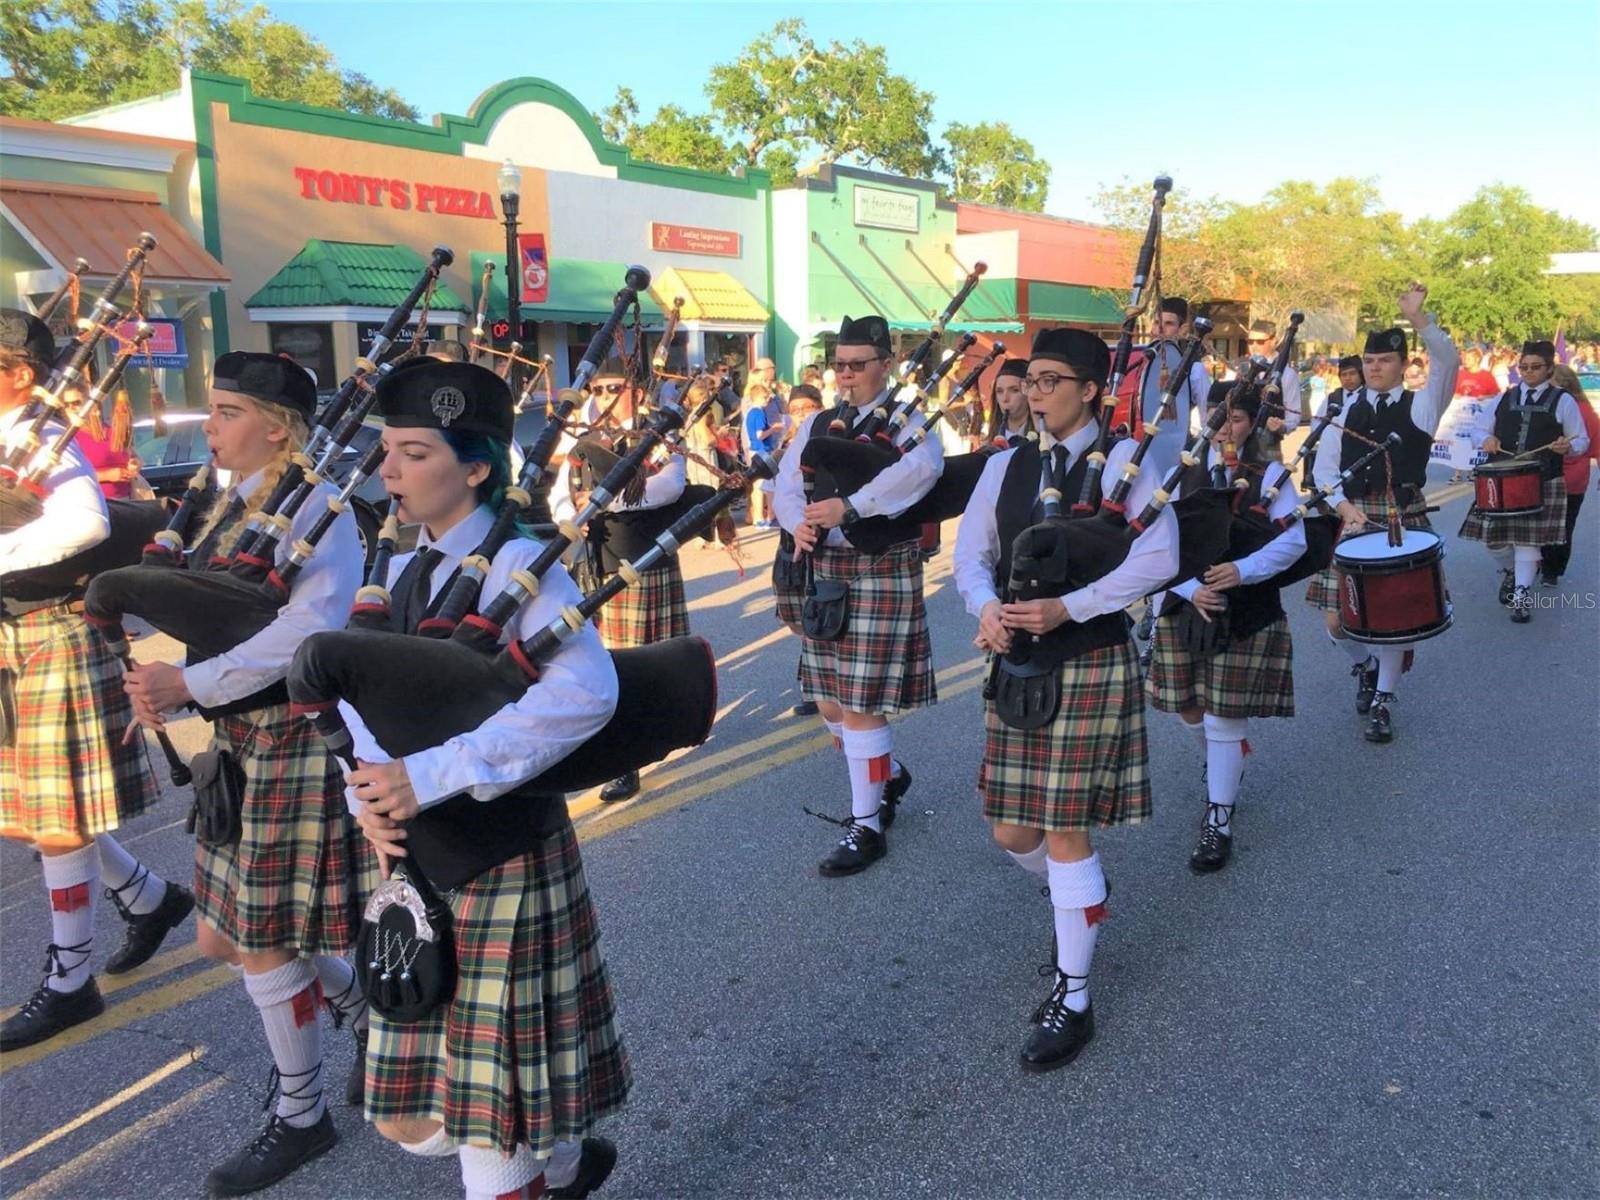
1455, 346, 1500, 397
1541, 364, 1600, 584
752, 356, 788, 402
741, 381, 783, 526
820, 367, 839, 406
1403, 356, 1428, 390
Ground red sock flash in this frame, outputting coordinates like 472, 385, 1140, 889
50, 882, 91, 913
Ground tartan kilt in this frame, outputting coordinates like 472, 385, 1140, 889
978, 640, 1150, 832
1146, 613, 1295, 719
366, 822, 631, 1154
798, 541, 936, 715
1458, 477, 1567, 547
1305, 496, 1434, 612
192, 703, 370, 956
0, 605, 159, 847
577, 559, 690, 649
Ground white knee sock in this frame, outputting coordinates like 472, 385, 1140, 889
1513, 545, 1540, 588
458, 1143, 544, 1200
1005, 842, 1049, 878
96, 833, 168, 917
1328, 629, 1371, 667
243, 959, 326, 1128
841, 725, 893, 832
40, 845, 99, 992
313, 954, 368, 1034
1047, 853, 1108, 1013
1179, 715, 1207, 755
545, 1140, 583, 1190
1374, 645, 1408, 695
822, 718, 844, 752
1203, 714, 1248, 834
398, 1127, 458, 1157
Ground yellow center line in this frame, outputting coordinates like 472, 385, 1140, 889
9, 1076, 228, 1200
0, 1047, 205, 1170
0, 965, 236, 1075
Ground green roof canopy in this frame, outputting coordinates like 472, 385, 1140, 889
246, 240, 467, 310
471, 252, 663, 326
1026, 282, 1124, 325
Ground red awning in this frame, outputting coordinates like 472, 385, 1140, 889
0, 179, 228, 286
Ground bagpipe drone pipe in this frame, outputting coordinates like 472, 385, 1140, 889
286, 453, 779, 891
1, 236, 159, 532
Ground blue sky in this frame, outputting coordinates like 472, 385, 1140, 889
270, 0, 1600, 230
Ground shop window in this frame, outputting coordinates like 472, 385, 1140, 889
268, 324, 337, 393
704, 332, 748, 390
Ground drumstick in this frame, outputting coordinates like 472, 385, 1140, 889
1499, 437, 1566, 463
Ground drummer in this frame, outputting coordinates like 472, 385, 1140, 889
1457, 339, 1589, 622
1310, 283, 1459, 744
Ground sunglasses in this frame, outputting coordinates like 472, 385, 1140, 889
830, 357, 884, 373
590, 383, 627, 396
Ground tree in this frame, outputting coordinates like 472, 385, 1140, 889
1416, 185, 1597, 343
942, 121, 1050, 211
705, 19, 940, 185
1, 0, 417, 121
594, 87, 739, 175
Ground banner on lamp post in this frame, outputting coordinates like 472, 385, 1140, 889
518, 233, 548, 304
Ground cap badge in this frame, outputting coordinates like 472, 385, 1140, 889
430, 386, 468, 427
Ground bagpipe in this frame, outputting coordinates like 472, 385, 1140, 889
82, 247, 456, 720
797, 265, 992, 553
289, 456, 775, 1021
1072, 175, 1171, 514
986, 321, 1240, 728
1, 235, 159, 532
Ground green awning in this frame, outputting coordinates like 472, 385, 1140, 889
471, 252, 663, 326
1027, 281, 1123, 325
246, 240, 467, 310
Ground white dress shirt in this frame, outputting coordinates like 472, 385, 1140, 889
1313, 322, 1460, 505
0, 408, 109, 575
339, 504, 618, 810
1168, 463, 1307, 602
180, 467, 363, 709
953, 421, 1180, 623
773, 391, 944, 549
1468, 382, 1591, 456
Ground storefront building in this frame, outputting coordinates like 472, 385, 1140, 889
68, 72, 771, 395
770, 165, 1021, 378
0, 115, 230, 411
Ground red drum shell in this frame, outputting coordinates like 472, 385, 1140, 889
1471, 459, 1544, 516
1334, 529, 1452, 644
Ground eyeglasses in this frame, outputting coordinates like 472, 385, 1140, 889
1022, 372, 1088, 395
590, 383, 626, 396
829, 356, 884, 374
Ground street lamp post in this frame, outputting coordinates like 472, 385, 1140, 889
497, 158, 523, 394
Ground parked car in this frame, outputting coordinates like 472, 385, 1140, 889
132, 413, 387, 563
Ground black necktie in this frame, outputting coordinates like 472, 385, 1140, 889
1375, 391, 1392, 413
396, 548, 445, 633
1050, 444, 1070, 494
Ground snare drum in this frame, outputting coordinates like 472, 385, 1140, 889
1334, 528, 1452, 644
1471, 459, 1544, 517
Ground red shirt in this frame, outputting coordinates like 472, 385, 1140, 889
72, 427, 136, 499
1454, 368, 1499, 398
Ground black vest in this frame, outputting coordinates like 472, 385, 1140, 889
1218, 468, 1288, 641
993, 441, 1131, 664
385, 543, 569, 890
1340, 390, 1432, 500
808, 406, 924, 553
183, 499, 292, 721
1491, 386, 1566, 480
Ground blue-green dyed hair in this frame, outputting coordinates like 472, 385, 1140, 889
441, 428, 514, 507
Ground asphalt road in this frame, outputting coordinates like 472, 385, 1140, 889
2, 464, 1596, 1199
